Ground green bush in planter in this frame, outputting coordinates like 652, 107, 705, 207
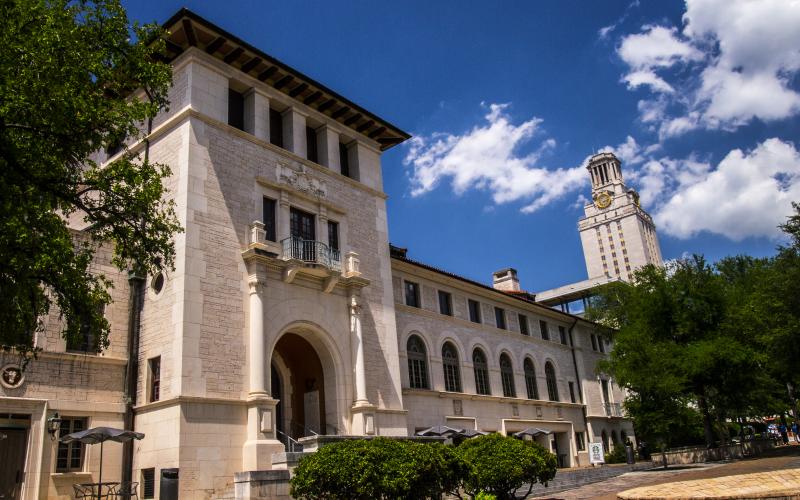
289, 438, 465, 499
457, 434, 557, 500
604, 444, 628, 464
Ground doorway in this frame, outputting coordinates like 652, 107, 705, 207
272, 333, 327, 439
0, 414, 31, 500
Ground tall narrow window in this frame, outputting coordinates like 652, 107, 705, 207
339, 142, 350, 177
306, 126, 318, 163
227, 89, 244, 130
404, 281, 420, 308
600, 379, 610, 404
539, 320, 550, 341
407, 335, 429, 389
149, 356, 161, 403
56, 418, 87, 472
468, 299, 481, 324
591, 334, 598, 351
524, 358, 539, 399
519, 314, 529, 336
473, 348, 490, 395
559, 326, 568, 345
327, 221, 339, 252
263, 197, 276, 242
575, 432, 586, 451
438, 290, 452, 316
598, 336, 606, 353
442, 342, 462, 392
494, 307, 506, 330
568, 381, 577, 403
142, 468, 156, 499
500, 353, 516, 397
290, 208, 316, 240
545, 362, 559, 401
269, 108, 283, 147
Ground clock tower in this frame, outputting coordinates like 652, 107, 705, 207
578, 152, 662, 282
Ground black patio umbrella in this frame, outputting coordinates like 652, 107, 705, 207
60, 427, 145, 500
513, 427, 552, 439
456, 428, 488, 438
416, 425, 464, 437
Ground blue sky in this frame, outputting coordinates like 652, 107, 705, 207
124, 0, 800, 292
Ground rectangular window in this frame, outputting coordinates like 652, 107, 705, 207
404, 281, 420, 308
67, 306, 103, 354
269, 108, 283, 147
468, 299, 481, 324
539, 320, 550, 341
519, 314, 529, 336
327, 221, 339, 252
575, 431, 586, 451
339, 142, 350, 178
227, 89, 244, 130
142, 468, 156, 499
149, 356, 161, 403
598, 337, 606, 353
56, 418, 87, 472
262, 197, 276, 242
438, 290, 452, 316
494, 307, 506, 330
591, 334, 598, 351
601, 379, 610, 404
290, 208, 316, 240
559, 325, 568, 345
306, 126, 318, 163
568, 381, 577, 403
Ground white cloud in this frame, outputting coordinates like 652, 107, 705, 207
600, 135, 646, 166
403, 103, 586, 213
616, 0, 800, 136
649, 138, 800, 240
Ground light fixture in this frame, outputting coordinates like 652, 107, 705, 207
47, 412, 62, 440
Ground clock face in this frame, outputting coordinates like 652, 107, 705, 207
595, 192, 612, 209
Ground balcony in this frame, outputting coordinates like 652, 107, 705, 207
603, 402, 623, 417
281, 236, 341, 272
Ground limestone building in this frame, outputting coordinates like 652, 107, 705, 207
0, 9, 632, 499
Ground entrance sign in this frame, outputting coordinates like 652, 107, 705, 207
589, 441, 605, 464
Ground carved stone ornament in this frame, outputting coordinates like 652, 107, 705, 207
276, 163, 327, 199
0, 364, 24, 389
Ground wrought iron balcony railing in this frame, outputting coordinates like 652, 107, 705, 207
603, 402, 623, 417
281, 236, 341, 272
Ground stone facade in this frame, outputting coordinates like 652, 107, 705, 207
0, 9, 634, 500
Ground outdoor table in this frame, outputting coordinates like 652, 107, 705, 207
73, 482, 119, 499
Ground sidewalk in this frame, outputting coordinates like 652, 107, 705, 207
531, 444, 800, 500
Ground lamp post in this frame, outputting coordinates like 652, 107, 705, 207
47, 412, 62, 440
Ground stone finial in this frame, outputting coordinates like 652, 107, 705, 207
250, 221, 266, 244
345, 251, 361, 277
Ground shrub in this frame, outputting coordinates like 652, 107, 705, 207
605, 444, 628, 464
457, 434, 557, 500
289, 437, 465, 499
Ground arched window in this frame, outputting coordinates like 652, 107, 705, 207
407, 335, 429, 389
545, 362, 559, 401
611, 430, 619, 446
524, 358, 539, 400
500, 353, 516, 398
442, 342, 462, 392
473, 348, 491, 395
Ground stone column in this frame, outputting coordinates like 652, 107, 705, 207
317, 205, 328, 248
243, 267, 283, 471
282, 107, 307, 158
278, 190, 291, 244
243, 89, 270, 142
316, 124, 341, 173
349, 291, 376, 435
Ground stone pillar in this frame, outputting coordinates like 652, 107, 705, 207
243, 89, 270, 142
243, 268, 284, 470
350, 293, 368, 406
317, 205, 328, 247
278, 191, 291, 244
282, 107, 307, 158
316, 125, 341, 173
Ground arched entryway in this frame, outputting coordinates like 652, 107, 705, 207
271, 332, 330, 439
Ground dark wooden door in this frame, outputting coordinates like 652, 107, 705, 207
0, 428, 28, 500
290, 208, 315, 240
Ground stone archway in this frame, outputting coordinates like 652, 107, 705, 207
272, 333, 329, 439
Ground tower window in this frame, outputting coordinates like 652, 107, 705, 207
227, 89, 244, 131
438, 290, 453, 316
468, 299, 481, 323
404, 281, 420, 308
269, 108, 283, 147
306, 126, 318, 163
539, 320, 550, 341
518, 314, 529, 336
494, 307, 506, 330
339, 142, 351, 178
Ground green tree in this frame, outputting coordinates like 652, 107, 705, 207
0, 0, 180, 358
456, 434, 557, 500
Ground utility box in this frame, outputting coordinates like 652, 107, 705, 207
160, 468, 179, 500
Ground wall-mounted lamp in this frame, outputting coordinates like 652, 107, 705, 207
47, 412, 62, 440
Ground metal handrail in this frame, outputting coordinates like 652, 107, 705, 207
603, 402, 623, 417
276, 429, 303, 453
280, 236, 341, 271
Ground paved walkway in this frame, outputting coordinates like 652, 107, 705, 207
531, 444, 800, 500
618, 467, 800, 499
